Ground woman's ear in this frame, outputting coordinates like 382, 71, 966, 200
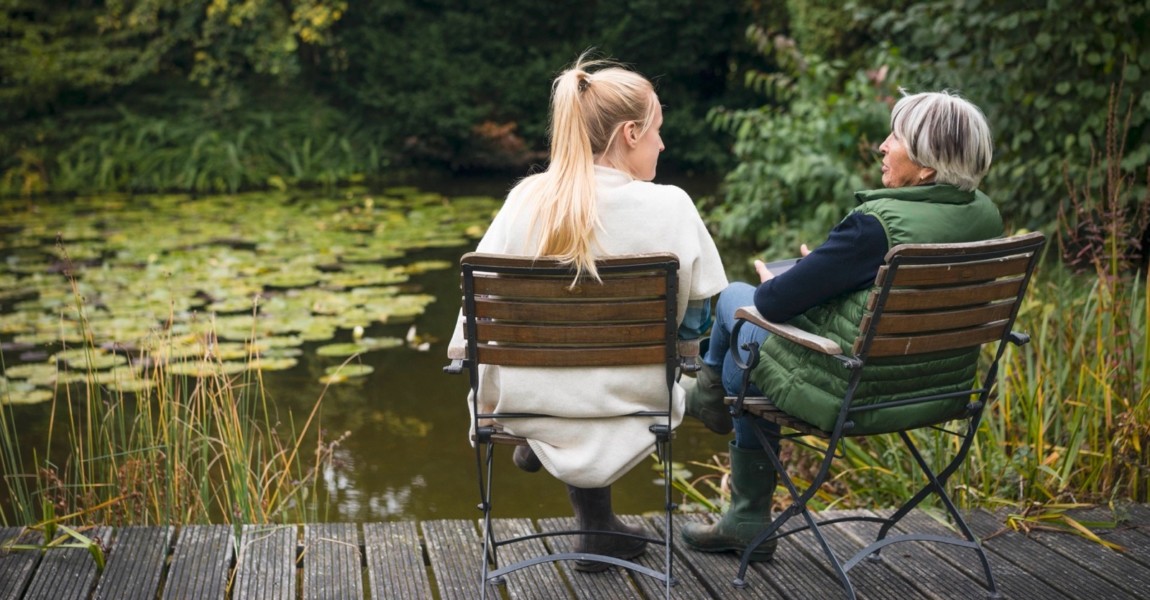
918, 166, 937, 184
622, 121, 639, 147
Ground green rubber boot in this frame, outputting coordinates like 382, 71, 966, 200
684, 362, 733, 434
680, 441, 777, 561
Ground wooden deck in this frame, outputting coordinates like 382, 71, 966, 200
2, 505, 1148, 599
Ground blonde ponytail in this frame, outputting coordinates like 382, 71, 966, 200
525, 52, 657, 281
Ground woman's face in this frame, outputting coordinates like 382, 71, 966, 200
879, 132, 926, 188
622, 95, 665, 181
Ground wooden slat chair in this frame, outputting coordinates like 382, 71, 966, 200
723, 231, 1046, 599
445, 251, 696, 600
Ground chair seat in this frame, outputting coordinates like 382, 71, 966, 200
725, 395, 832, 438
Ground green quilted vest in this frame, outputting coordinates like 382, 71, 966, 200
749, 184, 1004, 434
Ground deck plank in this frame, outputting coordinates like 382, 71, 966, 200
363, 522, 433, 600
0, 528, 41, 600
2, 506, 1150, 599
488, 517, 572, 599
892, 510, 1069, 599
233, 524, 297, 600
1004, 508, 1150, 598
618, 514, 710, 599
657, 512, 786, 599
538, 516, 643, 600
964, 509, 1140, 599
162, 525, 234, 600
776, 510, 928, 600
1074, 506, 1150, 568
21, 526, 111, 600
422, 519, 497, 600
302, 523, 363, 600
93, 526, 173, 600
832, 509, 988, 599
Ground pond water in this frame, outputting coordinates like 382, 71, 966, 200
0, 175, 731, 523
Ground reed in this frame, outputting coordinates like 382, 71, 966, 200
0, 260, 339, 527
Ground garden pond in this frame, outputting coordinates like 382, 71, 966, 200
0, 182, 730, 523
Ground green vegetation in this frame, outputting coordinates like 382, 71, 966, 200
0, 187, 498, 526
679, 1, 1149, 519
1, 0, 757, 195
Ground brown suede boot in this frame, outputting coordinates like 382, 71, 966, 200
513, 444, 542, 472
566, 485, 647, 572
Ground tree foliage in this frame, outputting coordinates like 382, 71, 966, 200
1, 0, 756, 194
864, 0, 1150, 228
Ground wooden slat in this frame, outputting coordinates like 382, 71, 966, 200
21, 526, 111, 600
421, 519, 491, 600
0, 527, 41, 600
93, 526, 172, 600
1020, 513, 1150, 597
864, 320, 1009, 357
472, 272, 667, 299
162, 525, 233, 600
729, 396, 830, 438
883, 231, 1046, 260
831, 509, 989, 599
363, 522, 433, 600
892, 511, 1068, 599
472, 322, 667, 345
962, 510, 1140, 600
234, 525, 297, 600
536, 517, 639, 600
302, 523, 362, 600
462, 251, 678, 272
487, 518, 571, 599
476, 344, 666, 367
618, 515, 712, 599
860, 301, 1016, 336
471, 298, 666, 323
868, 278, 1024, 312
776, 512, 933, 600
876, 254, 1035, 287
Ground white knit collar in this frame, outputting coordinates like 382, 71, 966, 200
594, 165, 634, 189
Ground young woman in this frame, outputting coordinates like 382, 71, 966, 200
450, 53, 727, 570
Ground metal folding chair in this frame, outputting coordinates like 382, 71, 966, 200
725, 231, 1046, 599
445, 251, 694, 599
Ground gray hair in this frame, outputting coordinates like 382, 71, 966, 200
890, 90, 993, 191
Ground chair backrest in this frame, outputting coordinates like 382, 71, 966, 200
459, 252, 680, 369
854, 231, 1046, 360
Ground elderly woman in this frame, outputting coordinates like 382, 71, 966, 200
681, 90, 1003, 561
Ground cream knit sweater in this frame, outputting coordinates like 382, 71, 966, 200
449, 166, 728, 487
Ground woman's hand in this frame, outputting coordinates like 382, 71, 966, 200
800, 243, 812, 257
754, 260, 775, 283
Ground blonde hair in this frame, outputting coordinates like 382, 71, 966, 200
890, 90, 993, 191
520, 52, 659, 280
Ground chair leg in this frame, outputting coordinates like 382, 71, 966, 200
477, 440, 503, 597
731, 422, 858, 599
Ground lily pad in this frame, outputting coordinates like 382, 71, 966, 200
323, 364, 374, 377
248, 357, 299, 372
315, 337, 403, 357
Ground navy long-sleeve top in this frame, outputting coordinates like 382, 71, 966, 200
753, 212, 889, 323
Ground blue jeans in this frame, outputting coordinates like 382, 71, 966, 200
702, 282, 781, 452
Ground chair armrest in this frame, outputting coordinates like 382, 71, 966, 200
734, 306, 843, 356
445, 342, 467, 374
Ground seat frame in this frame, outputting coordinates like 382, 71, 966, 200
445, 251, 692, 599
724, 232, 1046, 599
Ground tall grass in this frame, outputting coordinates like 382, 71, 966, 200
0, 267, 340, 527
